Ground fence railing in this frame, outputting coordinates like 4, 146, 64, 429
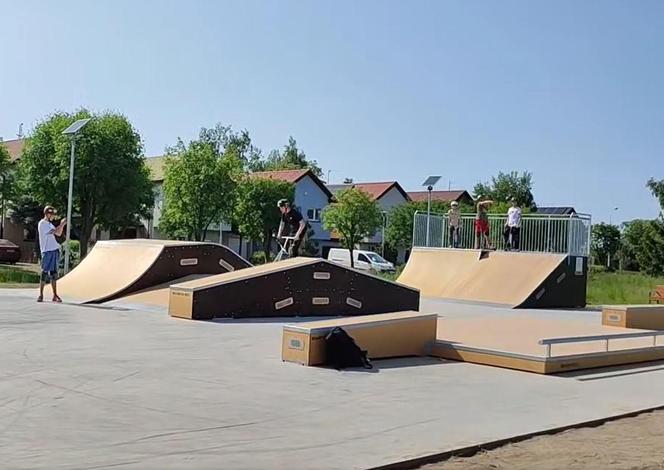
413, 211, 591, 256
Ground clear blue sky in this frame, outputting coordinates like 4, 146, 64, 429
2, 0, 663, 224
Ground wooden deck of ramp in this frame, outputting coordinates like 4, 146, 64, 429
169, 257, 420, 320
398, 247, 587, 308
58, 239, 251, 304
433, 315, 664, 374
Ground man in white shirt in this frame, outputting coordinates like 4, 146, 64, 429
37, 206, 67, 302
504, 198, 522, 251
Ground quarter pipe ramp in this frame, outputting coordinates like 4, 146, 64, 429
58, 239, 251, 303
397, 248, 587, 308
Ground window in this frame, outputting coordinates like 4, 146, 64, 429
358, 254, 370, 263
307, 208, 322, 222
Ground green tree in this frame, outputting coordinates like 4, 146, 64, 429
647, 178, 664, 212
322, 188, 382, 268
251, 137, 322, 177
233, 177, 295, 259
473, 171, 536, 209
0, 144, 16, 239
17, 110, 153, 257
159, 131, 242, 241
385, 200, 458, 250
591, 223, 621, 269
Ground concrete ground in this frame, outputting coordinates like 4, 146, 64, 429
1, 290, 664, 470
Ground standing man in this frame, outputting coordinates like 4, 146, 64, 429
37, 206, 67, 303
277, 199, 307, 258
505, 198, 522, 251
447, 201, 461, 248
474, 198, 494, 250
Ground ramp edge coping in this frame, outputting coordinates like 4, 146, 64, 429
283, 313, 439, 334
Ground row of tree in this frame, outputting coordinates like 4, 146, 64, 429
591, 180, 664, 276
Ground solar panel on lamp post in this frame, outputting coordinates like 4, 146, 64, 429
422, 176, 441, 247
61, 118, 91, 274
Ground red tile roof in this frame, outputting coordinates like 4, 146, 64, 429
407, 190, 473, 203
0, 138, 25, 161
250, 169, 310, 183
327, 181, 410, 201
250, 169, 333, 200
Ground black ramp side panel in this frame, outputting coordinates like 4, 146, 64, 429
186, 259, 420, 320
519, 256, 588, 309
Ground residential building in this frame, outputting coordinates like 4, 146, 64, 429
407, 189, 474, 206
327, 181, 410, 261
251, 169, 335, 255
535, 207, 577, 215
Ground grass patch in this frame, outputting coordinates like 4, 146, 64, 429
587, 269, 664, 306
0, 265, 40, 285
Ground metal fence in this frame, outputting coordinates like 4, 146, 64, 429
413, 211, 591, 256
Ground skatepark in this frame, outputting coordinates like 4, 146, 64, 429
2, 210, 664, 469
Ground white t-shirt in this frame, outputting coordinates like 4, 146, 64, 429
38, 219, 60, 254
507, 207, 522, 228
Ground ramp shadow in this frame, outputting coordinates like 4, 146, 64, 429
556, 360, 664, 381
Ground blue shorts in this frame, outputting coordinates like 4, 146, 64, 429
41, 250, 60, 275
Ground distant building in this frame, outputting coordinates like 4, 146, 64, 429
0, 138, 33, 260
407, 190, 474, 206
534, 207, 577, 215
327, 181, 410, 261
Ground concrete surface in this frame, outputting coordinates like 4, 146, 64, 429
1, 290, 664, 470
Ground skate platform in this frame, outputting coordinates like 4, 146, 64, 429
398, 247, 587, 308
432, 314, 664, 374
58, 239, 251, 303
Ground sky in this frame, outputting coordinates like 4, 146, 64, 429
1, 0, 663, 224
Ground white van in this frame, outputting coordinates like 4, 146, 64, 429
327, 248, 395, 273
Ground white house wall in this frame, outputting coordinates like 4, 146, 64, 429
365, 186, 408, 244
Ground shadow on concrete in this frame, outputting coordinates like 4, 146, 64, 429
557, 360, 664, 381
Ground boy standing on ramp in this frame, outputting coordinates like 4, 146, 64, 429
447, 201, 461, 248
504, 198, 522, 251
474, 199, 494, 250
37, 206, 67, 303
277, 199, 307, 257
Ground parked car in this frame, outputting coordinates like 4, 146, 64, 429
0, 239, 21, 264
327, 248, 395, 273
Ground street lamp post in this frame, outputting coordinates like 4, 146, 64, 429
61, 118, 91, 274
421, 176, 441, 247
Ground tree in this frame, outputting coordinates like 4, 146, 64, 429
647, 178, 664, 212
233, 177, 295, 260
473, 171, 536, 209
17, 110, 154, 257
250, 137, 323, 177
622, 219, 664, 276
159, 130, 243, 241
0, 144, 16, 239
591, 223, 621, 269
322, 188, 382, 268
385, 200, 461, 250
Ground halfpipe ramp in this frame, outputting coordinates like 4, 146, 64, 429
58, 239, 251, 303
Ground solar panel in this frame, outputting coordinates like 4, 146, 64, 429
422, 175, 441, 187
62, 118, 91, 135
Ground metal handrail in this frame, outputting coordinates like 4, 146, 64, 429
538, 331, 664, 358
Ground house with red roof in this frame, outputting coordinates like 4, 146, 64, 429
326, 181, 410, 260
407, 189, 474, 205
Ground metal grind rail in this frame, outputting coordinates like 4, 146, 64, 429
539, 330, 664, 358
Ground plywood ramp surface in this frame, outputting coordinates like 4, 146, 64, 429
58, 242, 164, 303
398, 248, 566, 307
172, 257, 319, 290
436, 315, 657, 358
114, 275, 210, 307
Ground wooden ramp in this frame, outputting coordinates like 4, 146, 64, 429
169, 257, 420, 320
282, 311, 438, 366
433, 315, 664, 374
58, 239, 251, 303
398, 247, 587, 308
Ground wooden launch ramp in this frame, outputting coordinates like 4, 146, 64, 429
398, 247, 587, 308
58, 239, 251, 303
169, 257, 420, 320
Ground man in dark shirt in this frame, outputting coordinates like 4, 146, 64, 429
277, 199, 307, 257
